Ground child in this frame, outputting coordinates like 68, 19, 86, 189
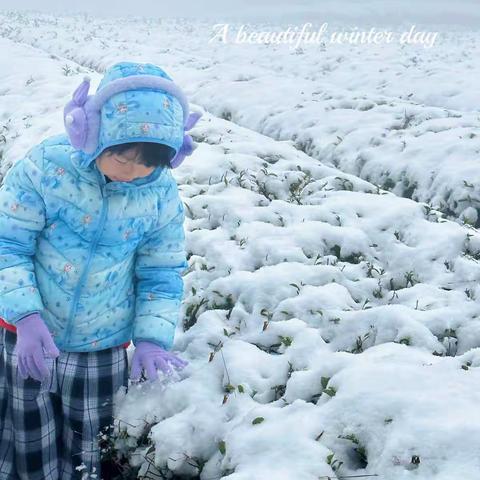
0, 61, 201, 479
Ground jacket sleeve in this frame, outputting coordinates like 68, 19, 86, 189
133, 178, 189, 350
0, 144, 46, 325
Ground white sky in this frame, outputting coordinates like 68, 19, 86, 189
0, 0, 479, 26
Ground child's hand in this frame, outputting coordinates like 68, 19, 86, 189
14, 313, 60, 381
130, 341, 188, 383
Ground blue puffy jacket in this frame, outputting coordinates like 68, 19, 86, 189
0, 62, 189, 352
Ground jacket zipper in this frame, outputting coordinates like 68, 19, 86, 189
63, 170, 109, 345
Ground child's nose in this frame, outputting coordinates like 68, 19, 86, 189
122, 162, 135, 175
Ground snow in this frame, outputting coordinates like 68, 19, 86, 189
1, 9, 480, 480
2, 12, 480, 224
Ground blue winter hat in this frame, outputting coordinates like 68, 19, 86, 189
64, 61, 202, 168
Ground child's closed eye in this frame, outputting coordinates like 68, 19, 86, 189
114, 156, 130, 165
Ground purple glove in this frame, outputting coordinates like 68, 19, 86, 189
130, 341, 188, 383
14, 313, 60, 381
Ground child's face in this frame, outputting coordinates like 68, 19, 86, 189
95, 146, 155, 182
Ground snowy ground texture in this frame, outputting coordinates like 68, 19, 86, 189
1, 9, 480, 480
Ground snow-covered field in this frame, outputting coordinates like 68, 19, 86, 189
1, 9, 480, 480
2, 12, 480, 225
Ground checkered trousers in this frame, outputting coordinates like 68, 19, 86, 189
0, 328, 128, 479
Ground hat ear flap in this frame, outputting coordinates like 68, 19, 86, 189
170, 111, 202, 169
72, 76, 91, 106
64, 103, 88, 149
170, 133, 199, 169
64, 77, 91, 149
170, 151, 186, 169
181, 134, 196, 155
184, 111, 202, 131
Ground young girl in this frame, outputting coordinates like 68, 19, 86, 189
0, 61, 201, 479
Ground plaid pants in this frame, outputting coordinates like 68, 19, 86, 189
0, 328, 129, 480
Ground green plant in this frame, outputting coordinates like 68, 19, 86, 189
350, 332, 371, 353
326, 452, 343, 474
338, 433, 368, 468
184, 297, 208, 331
279, 335, 293, 347
287, 169, 314, 204
210, 291, 235, 319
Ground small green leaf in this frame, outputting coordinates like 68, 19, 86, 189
218, 440, 226, 455
238, 384, 244, 393
252, 417, 264, 425
324, 387, 337, 397
321, 376, 330, 389
279, 335, 293, 347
